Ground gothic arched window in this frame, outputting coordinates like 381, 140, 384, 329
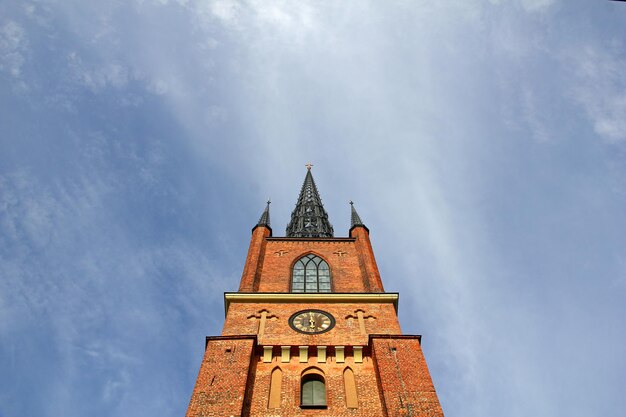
291, 254, 331, 293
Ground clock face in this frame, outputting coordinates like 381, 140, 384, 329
289, 310, 335, 334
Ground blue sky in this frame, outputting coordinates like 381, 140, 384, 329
1, 1, 625, 416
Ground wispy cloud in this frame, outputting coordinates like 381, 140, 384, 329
1, 1, 625, 417
66, 52, 133, 92
520, 0, 557, 13
0, 20, 27, 78
566, 43, 626, 143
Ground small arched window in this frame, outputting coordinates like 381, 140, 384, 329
301, 374, 326, 408
292, 254, 331, 293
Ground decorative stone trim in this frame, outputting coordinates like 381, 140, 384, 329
335, 346, 345, 363
353, 346, 363, 363
281, 346, 291, 362
299, 346, 309, 363
260, 344, 369, 364
317, 346, 327, 363
224, 292, 399, 316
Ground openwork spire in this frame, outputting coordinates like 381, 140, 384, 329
286, 166, 334, 238
350, 201, 364, 227
257, 200, 271, 227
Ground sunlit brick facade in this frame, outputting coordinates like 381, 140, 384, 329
185, 169, 444, 416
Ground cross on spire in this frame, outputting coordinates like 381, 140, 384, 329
349, 200, 367, 230
256, 199, 271, 229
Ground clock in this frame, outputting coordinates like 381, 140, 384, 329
289, 310, 335, 334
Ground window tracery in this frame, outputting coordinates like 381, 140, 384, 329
291, 254, 331, 293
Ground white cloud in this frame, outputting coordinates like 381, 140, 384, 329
3, 1, 626, 416
567, 44, 626, 143
520, 0, 556, 12
180, 0, 319, 43
0, 158, 225, 415
0, 20, 27, 77
521, 88, 552, 142
146, 78, 168, 95
67, 51, 133, 91
490, 0, 557, 13
209, 0, 242, 25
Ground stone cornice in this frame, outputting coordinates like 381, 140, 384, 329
369, 333, 422, 344
265, 237, 356, 242
205, 334, 257, 349
223, 292, 399, 316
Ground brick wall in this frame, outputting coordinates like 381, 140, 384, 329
186, 225, 445, 416
185, 336, 256, 417
223, 302, 401, 346
371, 336, 444, 417
247, 347, 385, 416
238, 227, 384, 294
238, 226, 271, 292
186, 336, 443, 417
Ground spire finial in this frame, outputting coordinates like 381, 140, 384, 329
350, 200, 365, 229
305, 162, 313, 170
286, 169, 334, 238
256, 199, 271, 228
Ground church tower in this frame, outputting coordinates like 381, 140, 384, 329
185, 167, 444, 416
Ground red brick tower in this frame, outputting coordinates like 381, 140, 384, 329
185, 167, 444, 417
